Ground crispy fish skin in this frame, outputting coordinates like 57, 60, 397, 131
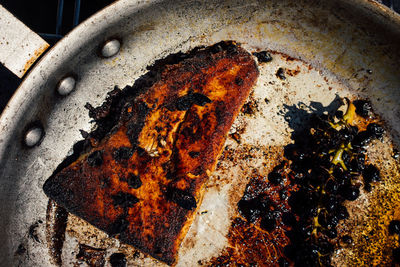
43, 41, 259, 265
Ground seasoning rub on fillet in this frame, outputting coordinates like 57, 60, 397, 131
43, 41, 259, 265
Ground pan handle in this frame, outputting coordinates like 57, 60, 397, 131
0, 4, 49, 78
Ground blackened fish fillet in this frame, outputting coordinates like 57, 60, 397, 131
43, 41, 259, 265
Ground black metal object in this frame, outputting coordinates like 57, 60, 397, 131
39, 0, 81, 41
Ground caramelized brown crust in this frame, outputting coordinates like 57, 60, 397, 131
43, 41, 259, 265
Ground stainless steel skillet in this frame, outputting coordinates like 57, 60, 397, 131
1, 0, 400, 265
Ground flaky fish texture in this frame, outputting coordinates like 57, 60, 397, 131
43, 41, 259, 265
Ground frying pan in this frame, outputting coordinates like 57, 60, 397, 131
1, 0, 400, 266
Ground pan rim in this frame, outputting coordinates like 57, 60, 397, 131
0, 0, 159, 161
1, 0, 400, 265
0, 0, 399, 161
0, 0, 400, 141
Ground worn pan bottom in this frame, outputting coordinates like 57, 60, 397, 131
27, 51, 400, 266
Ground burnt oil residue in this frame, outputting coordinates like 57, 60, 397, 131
353, 100, 373, 119
15, 243, 26, 256
276, 67, 286, 80
229, 132, 241, 144
111, 192, 139, 208
123, 173, 142, 189
113, 147, 134, 162
241, 98, 259, 116
165, 92, 212, 111
108, 216, 129, 238
209, 98, 396, 266
87, 150, 104, 167
28, 219, 43, 243
76, 244, 106, 267
109, 252, 127, 267
389, 220, 400, 263
166, 186, 197, 210
208, 160, 296, 266
46, 199, 68, 266
14, 220, 44, 262
252, 51, 273, 63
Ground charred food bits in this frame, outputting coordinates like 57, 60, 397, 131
109, 253, 127, 267
276, 67, 286, 80
389, 220, 400, 235
42, 41, 259, 265
252, 51, 273, 63
389, 220, 400, 263
236, 98, 384, 266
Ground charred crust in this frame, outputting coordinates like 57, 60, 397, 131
166, 186, 197, 210
126, 102, 150, 147
100, 177, 112, 189
168, 95, 191, 111
235, 77, 244, 86
212, 41, 238, 54
180, 126, 195, 141
43, 175, 63, 198
126, 174, 142, 189
86, 85, 148, 144
108, 216, 129, 237
87, 150, 104, 167
211, 43, 224, 53
111, 192, 139, 208
136, 146, 147, 157
214, 101, 226, 124
226, 42, 239, 55
113, 147, 134, 162
188, 151, 200, 158
166, 93, 212, 111
192, 93, 212, 106
192, 166, 205, 176
162, 161, 174, 179
166, 170, 174, 180
43, 40, 259, 265
81, 41, 241, 144
126, 123, 141, 147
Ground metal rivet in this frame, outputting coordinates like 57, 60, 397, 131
24, 126, 44, 147
101, 39, 121, 58
57, 76, 76, 96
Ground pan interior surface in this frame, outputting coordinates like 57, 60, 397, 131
1, 0, 400, 266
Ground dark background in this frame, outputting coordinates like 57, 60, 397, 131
0, 0, 116, 112
0, 0, 399, 113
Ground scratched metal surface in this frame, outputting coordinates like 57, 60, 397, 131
0, 0, 400, 266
